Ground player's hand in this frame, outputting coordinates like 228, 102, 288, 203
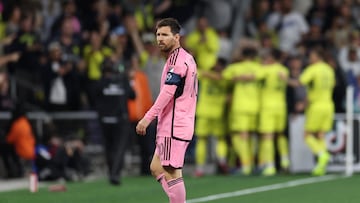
136, 118, 151, 136
278, 72, 287, 80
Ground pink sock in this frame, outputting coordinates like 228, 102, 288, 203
167, 177, 186, 203
156, 173, 169, 195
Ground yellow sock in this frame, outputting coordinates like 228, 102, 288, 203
227, 146, 237, 168
216, 138, 228, 162
231, 135, 251, 166
305, 135, 322, 155
277, 134, 289, 157
249, 135, 258, 168
195, 137, 207, 166
258, 139, 265, 166
231, 135, 242, 160
262, 139, 274, 165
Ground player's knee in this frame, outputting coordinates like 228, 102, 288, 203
150, 161, 161, 177
239, 132, 249, 139
316, 132, 325, 139
262, 133, 274, 140
163, 166, 181, 179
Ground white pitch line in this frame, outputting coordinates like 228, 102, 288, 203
187, 175, 342, 203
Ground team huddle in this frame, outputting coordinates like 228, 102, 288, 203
194, 46, 335, 177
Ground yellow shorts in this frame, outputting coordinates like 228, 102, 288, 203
258, 110, 286, 133
195, 117, 226, 137
305, 105, 334, 133
229, 112, 258, 133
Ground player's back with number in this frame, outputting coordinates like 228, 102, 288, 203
300, 61, 335, 107
223, 60, 261, 113
261, 63, 289, 111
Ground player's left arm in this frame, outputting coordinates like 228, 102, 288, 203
137, 64, 185, 135
278, 68, 289, 81
288, 66, 312, 87
299, 67, 313, 87
144, 64, 187, 122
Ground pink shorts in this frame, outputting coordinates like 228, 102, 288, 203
155, 136, 190, 169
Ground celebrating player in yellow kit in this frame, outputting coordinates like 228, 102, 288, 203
222, 47, 261, 175
194, 58, 230, 177
258, 49, 289, 176
289, 47, 335, 176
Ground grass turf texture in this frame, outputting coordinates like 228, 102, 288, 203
0, 174, 358, 203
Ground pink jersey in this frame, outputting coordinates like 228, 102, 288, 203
145, 47, 198, 141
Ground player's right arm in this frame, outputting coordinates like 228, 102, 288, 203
221, 64, 236, 81
233, 74, 256, 82
200, 70, 222, 80
299, 66, 313, 86
222, 64, 250, 82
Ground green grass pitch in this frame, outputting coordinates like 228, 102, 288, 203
0, 174, 359, 203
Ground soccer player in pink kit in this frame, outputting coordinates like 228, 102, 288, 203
136, 18, 198, 203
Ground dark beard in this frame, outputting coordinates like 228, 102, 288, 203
160, 46, 172, 54
161, 45, 171, 52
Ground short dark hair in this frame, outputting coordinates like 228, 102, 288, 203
309, 46, 325, 59
156, 18, 181, 35
242, 47, 258, 58
217, 57, 228, 67
270, 48, 282, 61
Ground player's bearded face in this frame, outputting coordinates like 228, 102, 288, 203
156, 26, 177, 52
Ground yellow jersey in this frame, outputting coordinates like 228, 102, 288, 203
299, 61, 335, 108
196, 74, 229, 119
260, 63, 289, 112
222, 60, 262, 113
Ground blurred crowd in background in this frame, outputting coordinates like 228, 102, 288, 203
0, 0, 359, 182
